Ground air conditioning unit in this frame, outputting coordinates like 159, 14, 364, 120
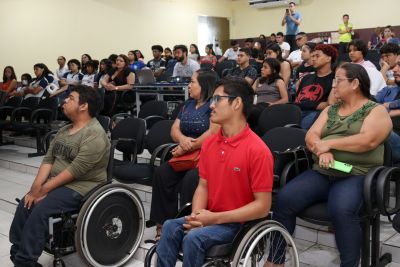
248, 0, 300, 9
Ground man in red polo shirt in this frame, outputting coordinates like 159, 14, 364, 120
156, 78, 274, 267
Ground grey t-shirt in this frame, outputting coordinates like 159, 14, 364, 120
173, 59, 200, 77
42, 118, 111, 196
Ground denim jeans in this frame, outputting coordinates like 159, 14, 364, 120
10, 187, 82, 267
156, 217, 242, 267
388, 131, 400, 164
272, 169, 365, 267
301, 111, 320, 130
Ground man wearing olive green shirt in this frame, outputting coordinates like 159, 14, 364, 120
10, 85, 110, 267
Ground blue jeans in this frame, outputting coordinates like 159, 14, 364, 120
301, 111, 320, 130
272, 169, 365, 267
156, 217, 242, 267
388, 131, 400, 164
9, 187, 82, 267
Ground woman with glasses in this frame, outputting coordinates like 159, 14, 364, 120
271, 63, 392, 267
150, 69, 219, 240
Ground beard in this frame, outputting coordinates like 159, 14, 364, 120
177, 55, 185, 62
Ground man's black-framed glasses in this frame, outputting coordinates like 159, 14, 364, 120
210, 95, 237, 105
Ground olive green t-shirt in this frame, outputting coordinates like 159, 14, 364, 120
42, 118, 110, 196
313, 101, 384, 177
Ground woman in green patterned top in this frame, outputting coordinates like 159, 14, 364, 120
271, 63, 392, 267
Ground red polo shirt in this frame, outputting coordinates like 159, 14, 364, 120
198, 125, 273, 213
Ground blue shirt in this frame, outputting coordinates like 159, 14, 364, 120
177, 99, 211, 138
375, 86, 400, 109
128, 61, 146, 72
285, 12, 301, 35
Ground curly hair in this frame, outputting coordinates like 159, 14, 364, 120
315, 44, 338, 63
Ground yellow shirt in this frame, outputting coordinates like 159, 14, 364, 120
339, 22, 353, 43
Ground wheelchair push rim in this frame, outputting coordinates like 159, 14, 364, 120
75, 184, 145, 267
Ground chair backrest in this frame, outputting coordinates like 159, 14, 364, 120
138, 100, 168, 119
215, 60, 236, 78
37, 97, 59, 120
20, 97, 40, 109
170, 102, 185, 120
111, 117, 146, 156
200, 63, 214, 71
258, 104, 302, 136
146, 120, 174, 154
96, 115, 111, 132
3, 96, 22, 108
137, 69, 156, 85
262, 127, 306, 153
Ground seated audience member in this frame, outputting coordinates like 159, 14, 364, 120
265, 43, 292, 86
294, 44, 337, 130
253, 41, 266, 64
259, 34, 267, 40
9, 85, 110, 267
218, 40, 240, 63
81, 54, 92, 75
165, 49, 177, 78
147, 45, 166, 78
172, 45, 200, 78
11, 73, 32, 97
295, 42, 316, 90
150, 69, 219, 240
189, 44, 200, 62
101, 54, 135, 115
268, 33, 277, 45
23, 63, 54, 99
156, 77, 274, 267
226, 48, 258, 85
52, 59, 83, 98
379, 43, 400, 87
1, 66, 17, 96
348, 39, 386, 96
108, 54, 118, 69
252, 58, 288, 105
82, 60, 99, 88
276, 32, 291, 59
338, 14, 353, 55
287, 32, 307, 69
214, 43, 222, 56
96, 59, 113, 91
134, 50, 145, 62
55, 56, 68, 80
163, 47, 174, 65
368, 27, 382, 50
200, 44, 217, 67
377, 54, 400, 117
127, 50, 146, 72
244, 38, 259, 59
271, 63, 392, 267
383, 25, 400, 46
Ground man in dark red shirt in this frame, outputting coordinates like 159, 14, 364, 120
156, 78, 274, 267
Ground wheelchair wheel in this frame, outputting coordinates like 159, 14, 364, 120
144, 244, 158, 267
231, 220, 299, 267
75, 184, 145, 267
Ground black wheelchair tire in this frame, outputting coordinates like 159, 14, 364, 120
230, 220, 299, 267
144, 244, 158, 267
75, 183, 145, 267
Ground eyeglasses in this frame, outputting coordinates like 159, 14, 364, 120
210, 95, 237, 105
332, 77, 353, 86
295, 37, 303, 41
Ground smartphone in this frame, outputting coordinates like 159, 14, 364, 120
329, 160, 353, 173
285, 8, 289, 13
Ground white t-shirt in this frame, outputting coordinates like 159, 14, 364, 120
362, 66, 386, 96
56, 65, 69, 80
82, 73, 97, 87
279, 42, 291, 58
223, 48, 240, 60
287, 49, 302, 64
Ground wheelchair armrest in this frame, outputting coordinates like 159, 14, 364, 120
160, 143, 179, 163
362, 166, 385, 214
376, 166, 400, 216
30, 108, 54, 123
176, 202, 192, 218
149, 143, 177, 166
107, 140, 118, 181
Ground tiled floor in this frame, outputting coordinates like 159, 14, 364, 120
1, 144, 400, 267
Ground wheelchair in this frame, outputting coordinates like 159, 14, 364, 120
42, 141, 146, 267
144, 204, 300, 267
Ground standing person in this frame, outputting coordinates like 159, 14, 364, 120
55, 56, 68, 80
147, 45, 166, 78
149, 69, 219, 240
281, 1, 301, 52
271, 63, 392, 267
294, 44, 337, 130
338, 14, 353, 55
226, 48, 258, 85
156, 77, 274, 267
9, 85, 110, 267
172, 45, 200, 78
1, 66, 17, 96
218, 40, 240, 62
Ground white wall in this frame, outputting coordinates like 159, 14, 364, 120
0, 0, 232, 75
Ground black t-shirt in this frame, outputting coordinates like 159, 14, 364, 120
295, 72, 334, 111
147, 58, 166, 72
227, 65, 258, 83
295, 63, 316, 80
107, 68, 132, 86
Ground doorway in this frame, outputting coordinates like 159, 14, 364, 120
198, 16, 230, 56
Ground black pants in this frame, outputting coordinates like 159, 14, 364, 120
150, 162, 199, 224
339, 42, 349, 56
10, 187, 82, 267
286, 34, 297, 52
